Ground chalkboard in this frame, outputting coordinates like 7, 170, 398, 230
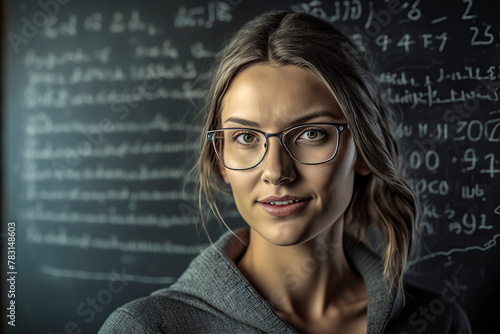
2, 0, 499, 333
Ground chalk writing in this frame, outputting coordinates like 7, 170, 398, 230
407, 234, 500, 267
26, 225, 205, 254
24, 82, 205, 109
23, 204, 200, 228
25, 113, 201, 136
41, 266, 176, 284
174, 2, 234, 28
291, 0, 362, 22
24, 139, 197, 160
25, 187, 195, 202
22, 164, 190, 182
25, 47, 110, 69
5, 6, 499, 334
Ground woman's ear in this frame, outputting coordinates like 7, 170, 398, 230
355, 157, 371, 176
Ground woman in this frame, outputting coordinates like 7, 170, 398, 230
100, 11, 471, 333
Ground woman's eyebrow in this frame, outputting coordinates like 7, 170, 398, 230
223, 110, 340, 128
290, 110, 339, 125
224, 117, 260, 127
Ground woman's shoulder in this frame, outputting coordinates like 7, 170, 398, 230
98, 291, 208, 334
98, 229, 272, 333
97, 290, 217, 333
386, 282, 472, 334
98, 287, 268, 334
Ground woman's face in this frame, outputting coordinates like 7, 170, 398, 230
218, 64, 368, 246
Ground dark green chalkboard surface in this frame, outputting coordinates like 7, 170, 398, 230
2, 0, 499, 333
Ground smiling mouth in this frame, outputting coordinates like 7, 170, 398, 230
258, 198, 310, 217
267, 200, 303, 205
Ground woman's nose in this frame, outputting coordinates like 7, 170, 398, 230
260, 138, 296, 186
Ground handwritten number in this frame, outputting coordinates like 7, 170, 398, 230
462, 0, 478, 20
470, 25, 494, 46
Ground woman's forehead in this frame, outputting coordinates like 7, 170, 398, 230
219, 64, 345, 128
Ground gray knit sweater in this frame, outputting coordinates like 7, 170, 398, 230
99, 228, 471, 333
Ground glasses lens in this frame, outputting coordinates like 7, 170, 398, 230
212, 129, 267, 170
283, 124, 339, 164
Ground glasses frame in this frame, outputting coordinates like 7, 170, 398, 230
207, 123, 349, 171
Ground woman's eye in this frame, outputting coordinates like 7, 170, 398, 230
299, 130, 324, 140
235, 133, 256, 144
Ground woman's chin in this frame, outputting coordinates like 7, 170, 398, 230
253, 223, 312, 247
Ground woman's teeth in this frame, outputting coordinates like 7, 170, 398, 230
268, 200, 301, 205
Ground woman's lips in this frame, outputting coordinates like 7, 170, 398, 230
257, 197, 310, 217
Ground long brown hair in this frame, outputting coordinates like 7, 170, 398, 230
194, 11, 419, 292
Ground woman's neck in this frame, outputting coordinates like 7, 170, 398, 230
236, 221, 367, 321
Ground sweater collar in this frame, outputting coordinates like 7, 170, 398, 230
344, 235, 403, 333
164, 228, 402, 334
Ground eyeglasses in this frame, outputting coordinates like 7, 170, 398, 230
207, 123, 349, 170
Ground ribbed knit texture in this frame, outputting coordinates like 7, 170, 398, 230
99, 228, 471, 333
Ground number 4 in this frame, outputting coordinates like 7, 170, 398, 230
397, 34, 414, 52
